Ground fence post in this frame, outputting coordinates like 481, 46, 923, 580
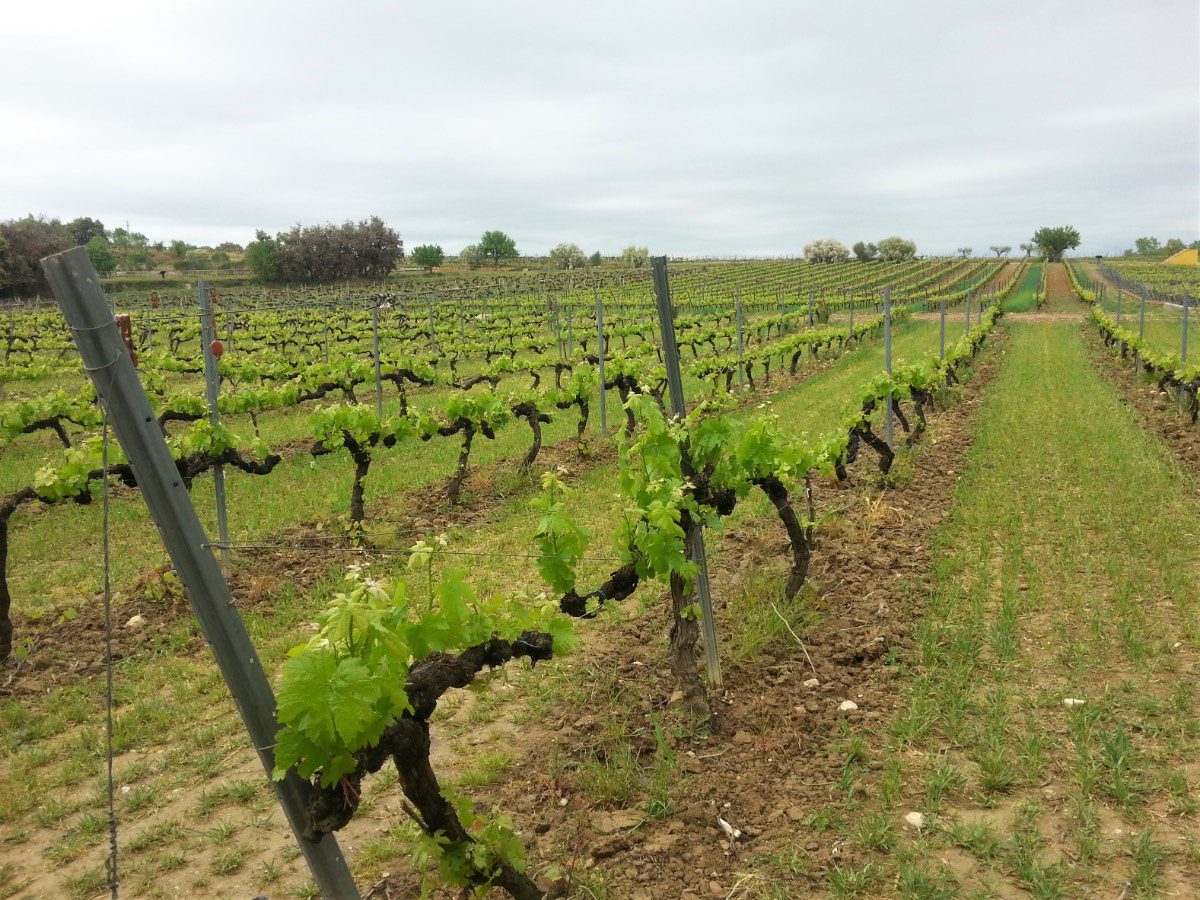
736, 293, 745, 390
1137, 294, 1146, 373
965, 289, 972, 333
884, 286, 893, 449
594, 285, 607, 434
323, 304, 331, 364
567, 306, 573, 358
198, 282, 230, 572
428, 299, 437, 354
372, 303, 383, 420
42, 248, 361, 899
939, 295, 946, 361
1183, 295, 1190, 365
650, 256, 722, 689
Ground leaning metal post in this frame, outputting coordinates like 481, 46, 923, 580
41, 248, 361, 899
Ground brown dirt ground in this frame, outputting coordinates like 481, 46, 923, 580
366, 332, 1009, 898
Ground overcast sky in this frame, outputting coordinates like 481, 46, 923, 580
2, 0, 1197, 257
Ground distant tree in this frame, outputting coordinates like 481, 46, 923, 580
877, 236, 917, 262
68, 217, 106, 246
621, 245, 649, 268
1019, 242, 1035, 257
85, 236, 116, 276
1032, 226, 1081, 262
244, 231, 282, 283
252, 217, 402, 282
209, 250, 230, 268
411, 244, 445, 272
215, 241, 243, 254
111, 227, 153, 270
0, 235, 14, 295
589, 250, 602, 267
1163, 238, 1185, 255
852, 241, 878, 262
479, 230, 518, 266
459, 244, 484, 268
169, 239, 191, 262
956, 247, 973, 258
804, 239, 850, 263
0, 216, 73, 297
549, 242, 586, 270
990, 245, 1012, 258
1133, 236, 1161, 256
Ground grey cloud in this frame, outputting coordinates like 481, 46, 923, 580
1, 0, 1196, 257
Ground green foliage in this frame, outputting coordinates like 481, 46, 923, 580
532, 473, 591, 593
1032, 225, 1081, 262
411, 244, 445, 271
0, 387, 99, 442
273, 566, 575, 787
852, 241, 878, 262
409, 790, 528, 896
244, 235, 282, 283
479, 230, 518, 266
85, 237, 116, 277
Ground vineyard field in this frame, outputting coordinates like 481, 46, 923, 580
1, 256, 1198, 899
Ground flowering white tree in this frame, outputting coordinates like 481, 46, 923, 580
549, 242, 586, 269
803, 239, 850, 263
621, 245, 649, 268
878, 236, 918, 262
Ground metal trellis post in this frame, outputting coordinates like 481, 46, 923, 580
594, 286, 607, 434
372, 303, 383, 420
198, 282, 230, 572
736, 293, 745, 390
650, 256, 722, 689
884, 286, 893, 449
939, 296, 946, 361
41, 248, 361, 899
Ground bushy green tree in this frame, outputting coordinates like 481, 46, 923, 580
852, 241, 878, 261
68, 217, 106, 246
245, 232, 282, 283
411, 244, 445, 272
877, 236, 917, 262
803, 239, 849, 263
589, 250, 602, 267
85, 236, 116, 276
1032, 226, 1081, 262
549, 242, 585, 269
479, 230, 518, 266
0, 216, 73, 297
